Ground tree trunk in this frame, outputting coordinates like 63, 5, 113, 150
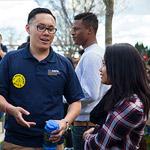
103, 0, 114, 46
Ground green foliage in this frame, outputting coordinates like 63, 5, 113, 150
135, 42, 150, 62
135, 42, 148, 54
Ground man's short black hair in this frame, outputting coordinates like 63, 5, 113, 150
27, 7, 56, 23
74, 12, 98, 34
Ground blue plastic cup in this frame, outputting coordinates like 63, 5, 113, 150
43, 120, 59, 150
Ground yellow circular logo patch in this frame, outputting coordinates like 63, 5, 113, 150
12, 74, 26, 88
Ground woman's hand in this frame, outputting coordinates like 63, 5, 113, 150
83, 127, 95, 140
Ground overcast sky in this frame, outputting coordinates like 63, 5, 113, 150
97, 0, 150, 48
112, 0, 150, 46
0, 0, 149, 49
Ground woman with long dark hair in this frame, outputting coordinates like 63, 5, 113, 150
83, 43, 150, 150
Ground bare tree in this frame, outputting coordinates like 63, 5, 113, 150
103, 0, 128, 46
103, 0, 114, 46
0, 27, 23, 50
34, 0, 105, 57
34, 0, 126, 54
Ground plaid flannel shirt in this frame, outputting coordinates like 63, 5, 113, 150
84, 94, 146, 150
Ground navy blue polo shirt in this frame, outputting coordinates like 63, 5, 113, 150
0, 46, 84, 147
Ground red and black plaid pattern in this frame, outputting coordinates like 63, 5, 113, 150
85, 95, 146, 150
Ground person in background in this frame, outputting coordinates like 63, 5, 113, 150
0, 33, 7, 119
71, 12, 109, 150
0, 7, 84, 150
83, 43, 150, 150
17, 36, 30, 49
0, 33, 7, 60
63, 57, 75, 150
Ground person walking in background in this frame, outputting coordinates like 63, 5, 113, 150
0, 7, 84, 150
0, 33, 7, 60
83, 43, 150, 150
71, 12, 109, 150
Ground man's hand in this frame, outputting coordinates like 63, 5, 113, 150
6, 105, 36, 128
48, 119, 68, 143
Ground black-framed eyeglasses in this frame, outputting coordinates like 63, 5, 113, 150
36, 24, 57, 34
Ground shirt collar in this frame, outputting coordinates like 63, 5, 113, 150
84, 43, 97, 52
23, 44, 57, 63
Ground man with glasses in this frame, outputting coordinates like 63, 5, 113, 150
0, 8, 83, 150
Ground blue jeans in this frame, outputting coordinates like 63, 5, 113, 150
71, 126, 89, 150
0, 112, 3, 119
